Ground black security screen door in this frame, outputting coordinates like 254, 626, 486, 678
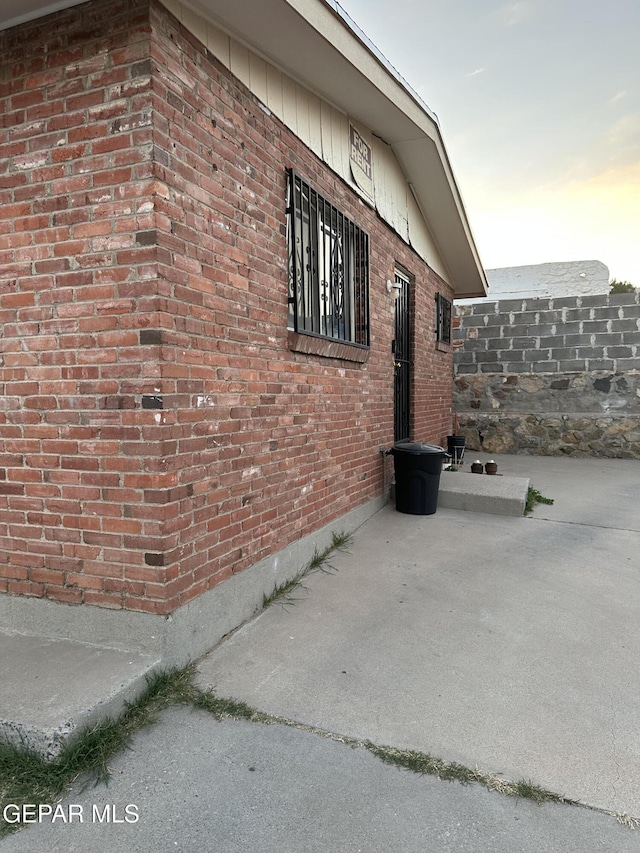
393, 271, 410, 442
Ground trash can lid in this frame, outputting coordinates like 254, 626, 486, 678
392, 441, 445, 455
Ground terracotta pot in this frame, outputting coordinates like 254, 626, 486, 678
485, 462, 498, 475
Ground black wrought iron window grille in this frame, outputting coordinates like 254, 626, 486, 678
287, 170, 370, 347
436, 293, 452, 344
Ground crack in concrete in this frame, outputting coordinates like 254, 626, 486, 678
192, 688, 640, 832
607, 691, 624, 804
533, 517, 640, 534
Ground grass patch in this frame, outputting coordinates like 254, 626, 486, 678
525, 487, 554, 515
0, 665, 196, 838
262, 530, 352, 608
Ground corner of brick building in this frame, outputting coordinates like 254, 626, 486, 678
0, 0, 181, 614
1, 0, 455, 622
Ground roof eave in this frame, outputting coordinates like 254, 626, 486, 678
182, 0, 489, 297
0, 0, 488, 297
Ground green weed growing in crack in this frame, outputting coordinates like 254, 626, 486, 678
189, 687, 640, 826
525, 487, 554, 515
262, 530, 353, 608
190, 690, 276, 725
509, 778, 564, 804
0, 665, 196, 838
4, 664, 640, 835
190, 688, 579, 813
261, 569, 309, 609
360, 743, 564, 804
362, 743, 475, 784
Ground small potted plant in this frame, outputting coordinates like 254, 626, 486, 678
447, 413, 466, 465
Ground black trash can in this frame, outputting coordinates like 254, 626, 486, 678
391, 441, 446, 515
446, 434, 466, 465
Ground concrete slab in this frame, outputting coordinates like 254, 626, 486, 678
198, 456, 640, 817
0, 630, 160, 759
1, 454, 639, 851
439, 469, 530, 515
2, 706, 637, 853
467, 453, 640, 530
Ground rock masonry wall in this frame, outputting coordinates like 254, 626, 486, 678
453, 292, 640, 457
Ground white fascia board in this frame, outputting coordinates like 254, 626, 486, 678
281, 0, 440, 137
1, 0, 488, 296
184, 0, 487, 296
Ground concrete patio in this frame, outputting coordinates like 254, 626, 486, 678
196, 453, 640, 815
2, 453, 639, 850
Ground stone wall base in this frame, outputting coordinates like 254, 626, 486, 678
458, 413, 640, 458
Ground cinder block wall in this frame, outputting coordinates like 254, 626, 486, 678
453, 293, 640, 457
0, 0, 453, 616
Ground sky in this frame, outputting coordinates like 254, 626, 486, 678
337, 0, 640, 285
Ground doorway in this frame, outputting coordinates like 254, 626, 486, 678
393, 270, 411, 442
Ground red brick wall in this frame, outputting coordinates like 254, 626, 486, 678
0, 0, 454, 616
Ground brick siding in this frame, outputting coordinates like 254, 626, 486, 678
0, 0, 454, 614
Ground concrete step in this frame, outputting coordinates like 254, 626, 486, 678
0, 630, 160, 759
438, 470, 530, 516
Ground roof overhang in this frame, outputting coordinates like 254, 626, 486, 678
1, 0, 488, 297
0, 0, 87, 32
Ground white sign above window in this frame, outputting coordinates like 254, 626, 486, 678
349, 123, 373, 199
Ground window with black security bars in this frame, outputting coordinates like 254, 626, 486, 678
436, 293, 452, 344
287, 170, 370, 347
